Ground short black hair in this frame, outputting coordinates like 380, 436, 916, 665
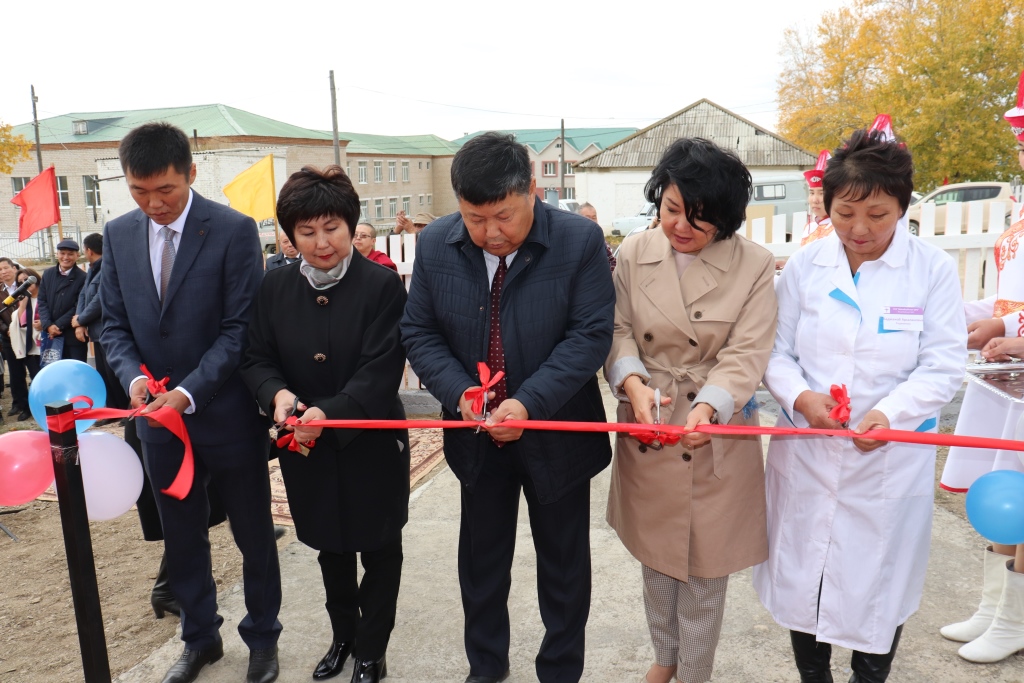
118, 123, 193, 179
0, 257, 17, 269
644, 138, 752, 241
276, 165, 360, 241
451, 132, 532, 205
824, 129, 914, 216
83, 233, 103, 255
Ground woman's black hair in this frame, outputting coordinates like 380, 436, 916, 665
276, 165, 361, 241
824, 129, 914, 215
644, 137, 752, 241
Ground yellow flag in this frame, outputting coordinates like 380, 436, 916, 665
223, 155, 276, 222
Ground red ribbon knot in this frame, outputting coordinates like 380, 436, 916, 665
140, 364, 170, 396
829, 384, 851, 423
464, 362, 505, 415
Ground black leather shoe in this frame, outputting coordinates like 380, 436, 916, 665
17, 410, 30, 422
160, 641, 223, 683
351, 656, 387, 683
247, 645, 279, 683
8, 405, 21, 416
313, 640, 353, 679
151, 552, 180, 619
465, 671, 510, 683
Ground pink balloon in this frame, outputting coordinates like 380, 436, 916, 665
0, 431, 54, 506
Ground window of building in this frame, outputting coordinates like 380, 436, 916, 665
418, 161, 423, 170
530, 162, 535, 177
346, 164, 351, 178
360, 199, 368, 220
427, 194, 432, 205
426, 161, 431, 170
388, 197, 397, 218
358, 161, 367, 184
401, 161, 410, 182
753, 184, 786, 201
83, 175, 102, 208
542, 162, 557, 177
374, 198, 384, 220
419, 194, 424, 205
388, 161, 397, 183
564, 187, 576, 200
564, 162, 574, 176
11, 177, 30, 194
56, 176, 70, 207
402, 196, 410, 213
374, 161, 383, 183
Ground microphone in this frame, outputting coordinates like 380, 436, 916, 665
3, 276, 36, 306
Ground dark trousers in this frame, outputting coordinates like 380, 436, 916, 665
2, 335, 27, 409
318, 535, 403, 661
459, 448, 592, 683
61, 338, 88, 362
92, 341, 128, 410
143, 432, 282, 649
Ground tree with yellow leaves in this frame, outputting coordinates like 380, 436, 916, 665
0, 121, 31, 175
778, 0, 1023, 193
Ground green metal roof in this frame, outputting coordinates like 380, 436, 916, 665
14, 104, 334, 145
452, 128, 637, 154
335, 131, 460, 156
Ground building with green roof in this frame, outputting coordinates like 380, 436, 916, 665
3, 104, 460, 246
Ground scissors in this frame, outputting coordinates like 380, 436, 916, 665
648, 388, 664, 451
476, 392, 490, 433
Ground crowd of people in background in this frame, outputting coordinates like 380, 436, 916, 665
8, 69, 1024, 683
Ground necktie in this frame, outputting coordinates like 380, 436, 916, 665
160, 226, 176, 300
487, 256, 508, 407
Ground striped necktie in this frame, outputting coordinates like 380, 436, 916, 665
159, 226, 176, 300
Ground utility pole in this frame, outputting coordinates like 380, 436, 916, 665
559, 118, 565, 202
30, 85, 56, 259
329, 71, 341, 167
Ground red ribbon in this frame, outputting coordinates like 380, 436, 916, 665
275, 417, 316, 453
463, 362, 505, 414
43, 396, 194, 501
829, 384, 852, 423
140, 364, 169, 397
628, 428, 681, 447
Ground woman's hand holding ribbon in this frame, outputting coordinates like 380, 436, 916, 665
682, 403, 715, 448
623, 375, 676, 447
292, 407, 326, 443
853, 409, 890, 452
793, 389, 843, 430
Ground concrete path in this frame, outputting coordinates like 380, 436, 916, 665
118, 386, 1024, 682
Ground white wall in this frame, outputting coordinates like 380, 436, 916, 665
574, 169, 654, 231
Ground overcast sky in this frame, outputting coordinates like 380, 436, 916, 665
3, 0, 846, 141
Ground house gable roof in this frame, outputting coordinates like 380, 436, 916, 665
577, 99, 815, 169
452, 127, 636, 155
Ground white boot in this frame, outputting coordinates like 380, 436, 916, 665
959, 560, 1024, 663
941, 547, 1008, 642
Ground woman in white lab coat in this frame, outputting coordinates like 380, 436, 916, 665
753, 127, 967, 683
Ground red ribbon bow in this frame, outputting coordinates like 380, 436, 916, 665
44, 396, 194, 501
463, 362, 505, 415
275, 416, 316, 452
829, 384, 851, 423
140, 364, 170, 397
628, 426, 681, 447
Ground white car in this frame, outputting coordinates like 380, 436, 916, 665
612, 202, 658, 235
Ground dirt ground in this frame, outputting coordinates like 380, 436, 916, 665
0, 390, 445, 683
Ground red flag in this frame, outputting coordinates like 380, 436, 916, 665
10, 167, 60, 242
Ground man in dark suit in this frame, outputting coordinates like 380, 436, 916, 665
37, 239, 87, 362
264, 231, 299, 271
100, 123, 282, 683
400, 132, 614, 683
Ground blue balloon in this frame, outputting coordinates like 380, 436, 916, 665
966, 470, 1024, 545
28, 359, 107, 433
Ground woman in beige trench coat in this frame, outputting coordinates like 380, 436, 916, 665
605, 138, 777, 683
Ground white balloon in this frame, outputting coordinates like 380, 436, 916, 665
74, 432, 144, 521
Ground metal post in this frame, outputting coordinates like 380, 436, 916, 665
30, 86, 56, 260
330, 71, 341, 167
559, 118, 565, 200
46, 400, 111, 683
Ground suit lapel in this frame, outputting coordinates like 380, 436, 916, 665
637, 232, 698, 341
130, 211, 161, 308
161, 196, 210, 311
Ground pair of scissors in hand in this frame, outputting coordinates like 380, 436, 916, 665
648, 388, 664, 451
475, 392, 491, 433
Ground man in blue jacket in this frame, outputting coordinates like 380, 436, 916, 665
401, 132, 614, 683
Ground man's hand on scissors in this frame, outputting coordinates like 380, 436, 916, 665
459, 387, 494, 422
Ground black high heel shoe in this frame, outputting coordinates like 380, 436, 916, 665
350, 655, 386, 683
313, 640, 354, 680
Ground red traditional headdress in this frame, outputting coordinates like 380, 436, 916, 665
803, 150, 831, 188
1004, 70, 1024, 142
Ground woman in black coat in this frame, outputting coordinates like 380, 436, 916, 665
241, 165, 409, 683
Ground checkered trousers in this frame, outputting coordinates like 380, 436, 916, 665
642, 564, 729, 683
